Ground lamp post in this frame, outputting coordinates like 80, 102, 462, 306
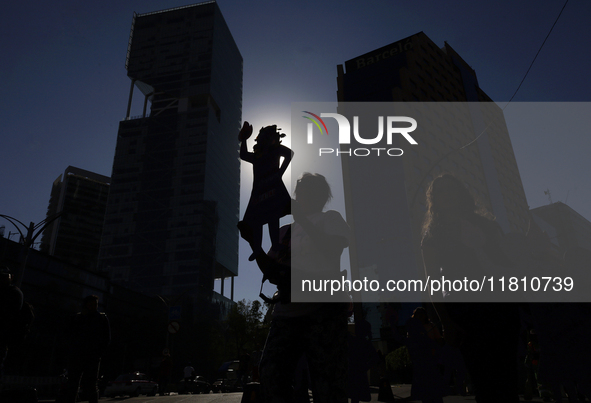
155, 291, 189, 351
0, 212, 62, 287
155, 295, 173, 350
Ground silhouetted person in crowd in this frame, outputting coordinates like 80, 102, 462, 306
347, 315, 379, 403
66, 294, 110, 403
256, 172, 350, 403
421, 174, 520, 403
523, 329, 541, 400
0, 266, 23, 381
511, 228, 591, 401
158, 348, 173, 396
293, 355, 311, 403
238, 349, 251, 386
439, 337, 467, 396
251, 350, 262, 382
529, 302, 591, 402
183, 362, 194, 383
406, 307, 445, 403
238, 121, 293, 261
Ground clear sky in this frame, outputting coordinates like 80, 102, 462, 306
1, 0, 590, 303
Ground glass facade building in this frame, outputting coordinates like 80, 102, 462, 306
99, 1, 242, 300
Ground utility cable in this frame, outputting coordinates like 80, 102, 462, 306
410, 0, 570, 209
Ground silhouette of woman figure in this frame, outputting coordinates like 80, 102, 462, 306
238, 121, 293, 261
421, 174, 520, 403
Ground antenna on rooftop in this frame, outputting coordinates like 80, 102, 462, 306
544, 189, 553, 204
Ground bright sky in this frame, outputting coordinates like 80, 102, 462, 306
1, 0, 590, 303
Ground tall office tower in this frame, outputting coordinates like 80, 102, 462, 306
336, 32, 531, 337
40, 166, 110, 270
99, 1, 242, 301
338, 32, 530, 240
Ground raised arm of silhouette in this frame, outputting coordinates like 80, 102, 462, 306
238, 121, 293, 261
421, 173, 520, 403
258, 172, 350, 403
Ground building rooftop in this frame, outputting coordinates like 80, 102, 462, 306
136, 1, 215, 18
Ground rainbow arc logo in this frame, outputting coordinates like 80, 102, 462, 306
303, 111, 329, 143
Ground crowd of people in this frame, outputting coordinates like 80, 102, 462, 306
239, 133, 589, 403
1, 122, 588, 403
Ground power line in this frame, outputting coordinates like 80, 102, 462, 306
503, 0, 570, 108
410, 0, 571, 209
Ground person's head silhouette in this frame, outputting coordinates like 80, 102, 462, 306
254, 125, 285, 152
426, 173, 475, 216
294, 172, 332, 215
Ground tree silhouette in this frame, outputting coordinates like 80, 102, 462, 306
225, 299, 269, 357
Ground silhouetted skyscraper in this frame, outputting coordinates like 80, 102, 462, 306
338, 32, 530, 238
336, 32, 531, 335
41, 166, 110, 270
99, 1, 242, 301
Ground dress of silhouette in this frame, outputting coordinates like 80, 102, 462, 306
421, 174, 520, 403
238, 121, 293, 261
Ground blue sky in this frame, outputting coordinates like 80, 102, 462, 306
1, 0, 590, 302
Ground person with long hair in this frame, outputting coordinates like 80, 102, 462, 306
421, 174, 520, 403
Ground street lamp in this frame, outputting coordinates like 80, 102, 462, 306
155, 291, 189, 350
0, 212, 62, 287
